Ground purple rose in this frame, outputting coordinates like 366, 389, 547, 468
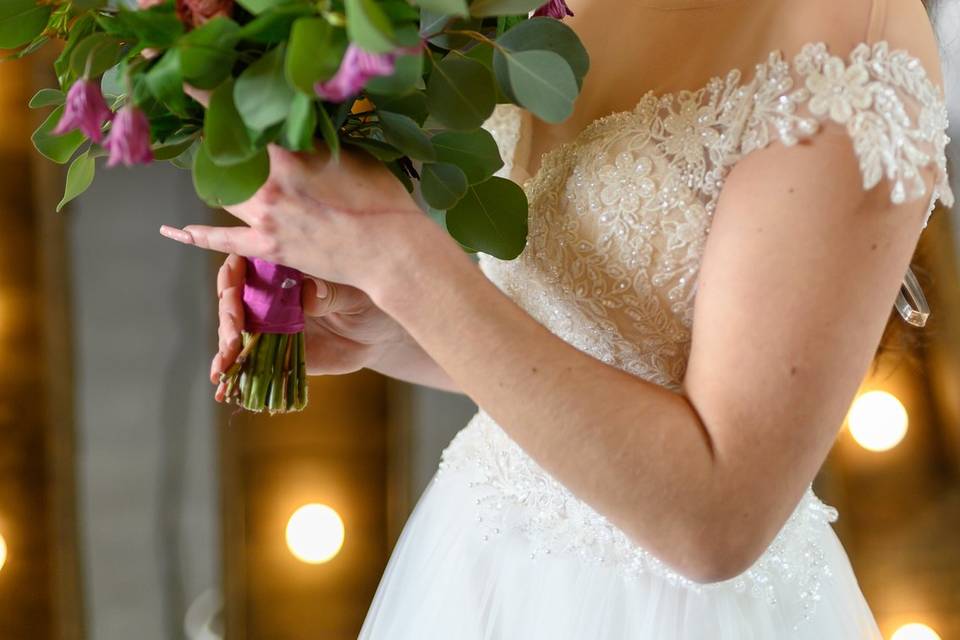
103, 105, 154, 168
533, 0, 574, 19
314, 43, 399, 103
54, 79, 114, 143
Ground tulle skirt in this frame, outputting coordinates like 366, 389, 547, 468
359, 451, 883, 640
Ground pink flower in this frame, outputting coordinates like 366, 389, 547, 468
175, 0, 234, 28
54, 79, 114, 143
137, 0, 167, 7
314, 44, 400, 102
533, 0, 574, 19
103, 105, 154, 168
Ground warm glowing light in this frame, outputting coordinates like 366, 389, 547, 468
285, 504, 345, 564
0, 532, 7, 573
847, 390, 908, 452
891, 623, 942, 640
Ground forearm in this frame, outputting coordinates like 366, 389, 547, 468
369, 225, 740, 581
367, 338, 463, 393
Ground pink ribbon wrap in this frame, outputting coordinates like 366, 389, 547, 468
242, 257, 305, 334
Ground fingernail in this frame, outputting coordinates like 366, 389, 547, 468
314, 279, 328, 299
159, 225, 193, 244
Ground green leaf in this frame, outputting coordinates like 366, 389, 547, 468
145, 49, 188, 117
377, 111, 435, 161
430, 128, 503, 184
369, 91, 428, 124
0, 0, 51, 50
364, 49, 423, 96
316, 104, 340, 161
29, 89, 65, 109
494, 17, 589, 90
171, 139, 199, 169
283, 92, 317, 152
236, 0, 289, 15
234, 45, 297, 132
386, 159, 414, 192
421, 162, 467, 209
193, 141, 270, 208
177, 17, 240, 90
70, 33, 122, 79
425, 55, 496, 130
343, 137, 403, 162
32, 106, 86, 164
446, 176, 528, 259
111, 6, 185, 49
420, 12, 482, 49
58, 151, 96, 212
152, 134, 199, 161
411, 0, 469, 17
345, 0, 396, 54
469, 0, 544, 16
54, 14, 95, 87
285, 17, 344, 94
505, 50, 577, 123
237, 3, 314, 43
204, 79, 257, 166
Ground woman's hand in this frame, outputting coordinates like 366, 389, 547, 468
160, 143, 439, 295
210, 254, 460, 398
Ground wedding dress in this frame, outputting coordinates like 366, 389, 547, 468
358, 25, 954, 640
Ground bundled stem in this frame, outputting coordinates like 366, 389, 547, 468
219, 330, 308, 414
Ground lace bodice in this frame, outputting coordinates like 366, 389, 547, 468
436, 40, 953, 628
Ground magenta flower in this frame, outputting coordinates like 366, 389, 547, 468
314, 43, 399, 102
533, 0, 574, 19
103, 105, 154, 168
54, 79, 114, 143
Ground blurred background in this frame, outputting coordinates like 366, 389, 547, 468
1, 11, 960, 640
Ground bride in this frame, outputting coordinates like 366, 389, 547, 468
159, 0, 952, 636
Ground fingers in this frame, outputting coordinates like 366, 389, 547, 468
302, 278, 371, 317
217, 253, 246, 298
159, 224, 270, 258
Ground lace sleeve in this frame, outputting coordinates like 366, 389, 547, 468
741, 41, 954, 229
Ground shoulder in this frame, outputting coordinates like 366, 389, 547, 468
736, 0, 952, 219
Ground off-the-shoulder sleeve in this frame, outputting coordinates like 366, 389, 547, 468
740, 41, 954, 229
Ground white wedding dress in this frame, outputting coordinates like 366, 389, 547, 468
359, 37, 954, 639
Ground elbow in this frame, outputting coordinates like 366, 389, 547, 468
647, 515, 770, 585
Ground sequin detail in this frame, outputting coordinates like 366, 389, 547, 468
436, 39, 952, 629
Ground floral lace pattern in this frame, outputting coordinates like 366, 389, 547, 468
437, 40, 953, 628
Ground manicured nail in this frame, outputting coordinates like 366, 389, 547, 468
314, 279, 328, 299
159, 225, 193, 244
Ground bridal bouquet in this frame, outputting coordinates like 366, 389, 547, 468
2, 0, 588, 413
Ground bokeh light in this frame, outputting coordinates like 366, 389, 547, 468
285, 503, 345, 564
847, 390, 909, 452
890, 622, 942, 640
0, 532, 7, 573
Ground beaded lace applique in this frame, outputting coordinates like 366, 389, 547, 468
437, 40, 953, 628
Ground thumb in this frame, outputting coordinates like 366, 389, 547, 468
302, 278, 370, 316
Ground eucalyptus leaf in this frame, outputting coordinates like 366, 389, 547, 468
425, 55, 496, 130
494, 17, 589, 88
283, 92, 317, 151
0, 0, 51, 50
237, 3, 314, 43
235, 45, 297, 132
177, 17, 240, 90
412, 0, 469, 17
193, 141, 270, 208
344, 137, 404, 162
205, 79, 257, 166
110, 6, 184, 49
69, 33, 122, 79
377, 111, 435, 161
316, 104, 341, 161
421, 162, 468, 209
364, 49, 423, 96
505, 49, 577, 123
285, 17, 344, 94
58, 151, 96, 212
32, 105, 86, 164
145, 49, 188, 117
430, 128, 503, 183
236, 0, 290, 15
345, 0, 396, 54
469, 0, 545, 16
54, 14, 95, 87
446, 176, 528, 259
29, 89, 65, 109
